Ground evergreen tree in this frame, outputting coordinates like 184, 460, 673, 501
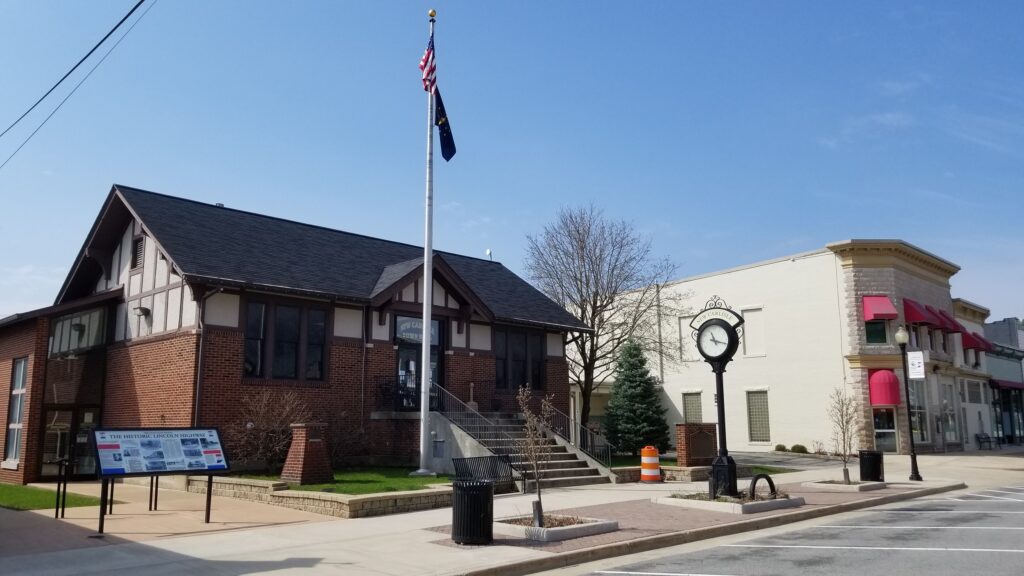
603, 341, 670, 456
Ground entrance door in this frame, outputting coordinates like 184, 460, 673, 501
39, 407, 101, 479
394, 316, 442, 411
872, 408, 897, 453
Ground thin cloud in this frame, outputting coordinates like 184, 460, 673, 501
819, 112, 915, 149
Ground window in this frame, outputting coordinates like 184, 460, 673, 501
909, 380, 929, 442
494, 326, 545, 389
682, 393, 702, 424
746, 390, 770, 442
741, 308, 765, 355
5, 358, 27, 462
244, 303, 266, 377
679, 316, 699, 361
131, 237, 145, 269
865, 320, 888, 344
967, 381, 982, 404
244, 301, 326, 382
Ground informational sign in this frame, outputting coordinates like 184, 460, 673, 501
907, 351, 926, 379
93, 428, 229, 478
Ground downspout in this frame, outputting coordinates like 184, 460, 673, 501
361, 305, 369, 433
192, 287, 221, 427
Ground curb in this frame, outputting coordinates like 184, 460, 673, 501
457, 481, 965, 576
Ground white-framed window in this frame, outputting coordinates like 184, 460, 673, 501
741, 307, 765, 356
908, 380, 929, 443
967, 381, 983, 404
746, 390, 770, 442
865, 320, 888, 344
682, 392, 703, 424
5, 358, 28, 462
678, 316, 700, 362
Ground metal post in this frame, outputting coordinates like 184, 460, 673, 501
107, 480, 114, 514
97, 479, 107, 535
60, 458, 69, 518
899, 342, 923, 481
413, 13, 437, 477
204, 475, 213, 523
53, 460, 63, 519
148, 476, 154, 511
154, 476, 159, 510
709, 366, 738, 498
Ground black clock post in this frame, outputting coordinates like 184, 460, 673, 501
689, 297, 744, 499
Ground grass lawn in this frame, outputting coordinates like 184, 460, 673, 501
0, 483, 102, 511
610, 455, 677, 468
242, 467, 449, 495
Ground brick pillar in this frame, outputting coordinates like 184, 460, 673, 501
280, 423, 333, 485
676, 423, 718, 467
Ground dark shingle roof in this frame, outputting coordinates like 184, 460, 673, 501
116, 186, 587, 331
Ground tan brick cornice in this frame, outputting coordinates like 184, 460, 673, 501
827, 240, 960, 287
846, 354, 902, 370
953, 298, 990, 323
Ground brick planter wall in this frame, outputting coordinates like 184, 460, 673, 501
676, 423, 718, 467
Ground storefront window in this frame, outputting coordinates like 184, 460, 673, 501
872, 408, 897, 452
909, 381, 928, 442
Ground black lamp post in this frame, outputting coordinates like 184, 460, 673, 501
895, 325, 923, 481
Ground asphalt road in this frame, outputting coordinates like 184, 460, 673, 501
582, 484, 1024, 576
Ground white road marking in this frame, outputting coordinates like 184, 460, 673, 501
879, 509, 1024, 514
963, 493, 1024, 501
595, 572, 737, 576
979, 489, 1024, 498
724, 544, 1024, 553
819, 525, 1024, 530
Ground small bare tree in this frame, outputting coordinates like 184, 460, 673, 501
827, 385, 860, 484
225, 389, 313, 473
525, 205, 687, 428
516, 386, 555, 527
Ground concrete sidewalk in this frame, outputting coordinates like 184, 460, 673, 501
2, 450, 1016, 575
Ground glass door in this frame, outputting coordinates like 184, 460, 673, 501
39, 407, 101, 479
73, 408, 100, 477
40, 410, 73, 478
872, 408, 897, 453
394, 316, 442, 411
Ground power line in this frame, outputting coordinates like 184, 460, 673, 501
0, 0, 158, 174
0, 0, 146, 142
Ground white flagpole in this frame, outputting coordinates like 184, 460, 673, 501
413, 11, 437, 476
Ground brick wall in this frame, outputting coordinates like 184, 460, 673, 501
676, 423, 717, 466
104, 331, 198, 428
280, 423, 333, 484
0, 318, 48, 484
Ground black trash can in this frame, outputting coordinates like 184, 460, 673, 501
451, 480, 493, 545
859, 450, 884, 482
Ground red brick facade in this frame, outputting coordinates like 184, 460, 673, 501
676, 423, 718, 467
280, 423, 333, 484
104, 332, 199, 428
0, 318, 48, 484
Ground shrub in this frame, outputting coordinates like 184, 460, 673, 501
790, 444, 808, 454
774, 444, 788, 452
224, 389, 313, 473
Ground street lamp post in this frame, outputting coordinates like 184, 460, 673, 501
894, 325, 923, 481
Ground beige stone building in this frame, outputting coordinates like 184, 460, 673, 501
580, 239, 999, 455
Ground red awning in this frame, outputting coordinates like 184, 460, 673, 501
992, 379, 1024, 390
961, 331, 986, 351
904, 298, 940, 326
869, 369, 902, 405
863, 295, 898, 322
974, 332, 996, 352
926, 305, 960, 333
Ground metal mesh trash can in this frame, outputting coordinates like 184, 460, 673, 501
452, 480, 493, 545
859, 450, 884, 482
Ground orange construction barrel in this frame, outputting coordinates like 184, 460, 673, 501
640, 445, 662, 483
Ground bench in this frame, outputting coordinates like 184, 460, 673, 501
975, 433, 998, 450
452, 455, 518, 494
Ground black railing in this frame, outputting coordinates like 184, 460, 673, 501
377, 375, 441, 412
431, 383, 522, 461
546, 405, 613, 469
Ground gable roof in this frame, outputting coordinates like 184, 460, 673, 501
58, 185, 588, 332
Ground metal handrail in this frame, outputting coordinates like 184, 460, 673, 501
430, 383, 524, 464
545, 404, 614, 469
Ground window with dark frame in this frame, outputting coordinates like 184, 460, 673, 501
682, 392, 703, 424
131, 237, 145, 269
243, 300, 326, 382
493, 326, 545, 390
865, 320, 888, 344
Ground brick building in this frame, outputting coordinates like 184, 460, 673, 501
0, 185, 589, 484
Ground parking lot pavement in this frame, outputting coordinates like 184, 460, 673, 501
580, 485, 1024, 576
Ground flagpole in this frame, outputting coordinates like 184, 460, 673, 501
413, 9, 437, 477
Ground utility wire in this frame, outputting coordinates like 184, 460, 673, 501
0, 0, 158, 174
0, 0, 146, 142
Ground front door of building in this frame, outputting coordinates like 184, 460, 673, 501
39, 407, 101, 480
873, 408, 897, 453
394, 317, 442, 411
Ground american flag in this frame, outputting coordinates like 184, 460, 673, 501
419, 35, 436, 94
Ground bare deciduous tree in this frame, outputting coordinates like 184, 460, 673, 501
225, 389, 313, 473
525, 206, 685, 427
516, 386, 555, 527
827, 385, 860, 484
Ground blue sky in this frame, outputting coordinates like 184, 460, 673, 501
0, 1, 1021, 320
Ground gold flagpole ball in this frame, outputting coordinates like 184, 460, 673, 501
428, 9, 436, 18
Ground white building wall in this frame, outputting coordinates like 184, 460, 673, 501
660, 250, 846, 452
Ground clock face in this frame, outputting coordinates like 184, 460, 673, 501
698, 323, 730, 359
